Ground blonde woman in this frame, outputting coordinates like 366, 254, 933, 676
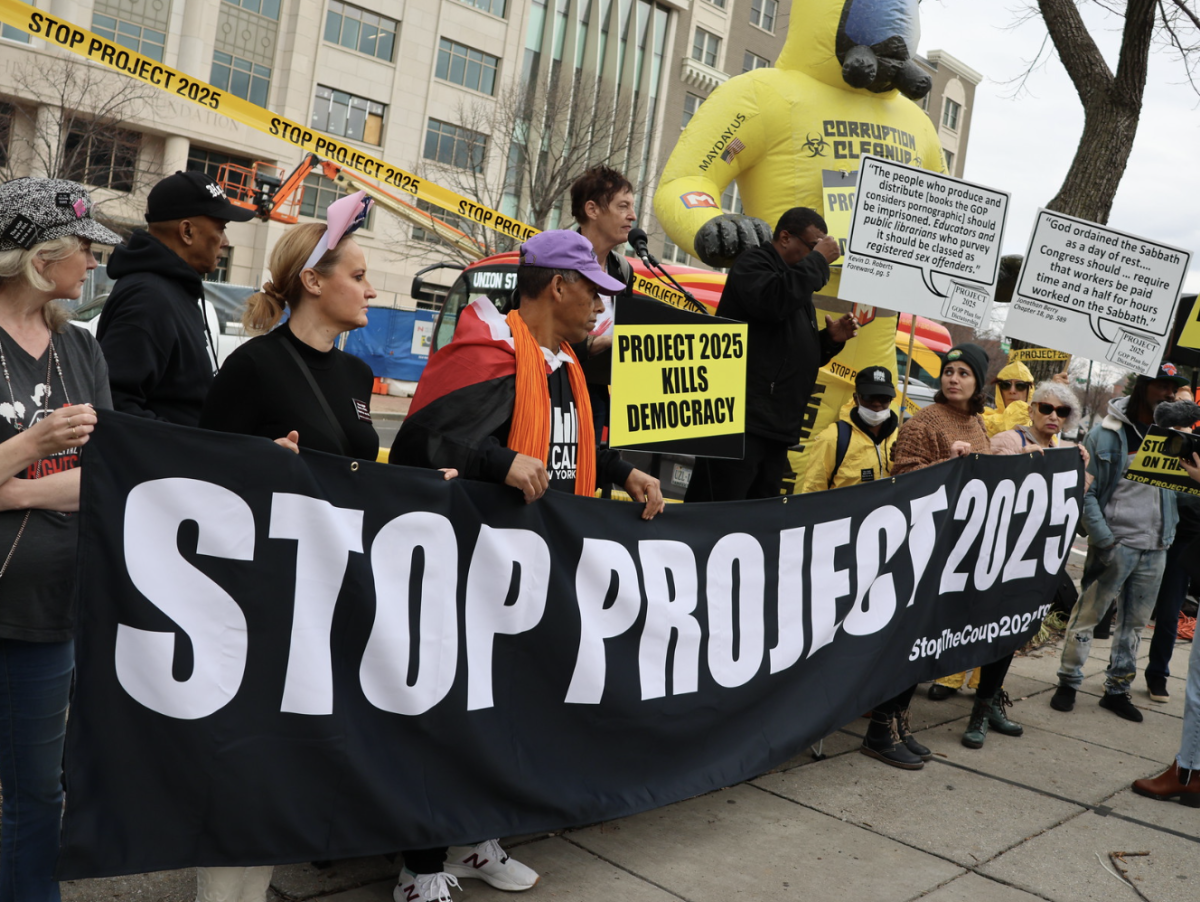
0, 178, 120, 902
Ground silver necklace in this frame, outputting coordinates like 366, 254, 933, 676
0, 327, 71, 579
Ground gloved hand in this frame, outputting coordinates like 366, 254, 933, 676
692, 214, 772, 268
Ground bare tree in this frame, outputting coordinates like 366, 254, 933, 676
0, 56, 164, 239
396, 72, 650, 267
1004, 1, 1199, 377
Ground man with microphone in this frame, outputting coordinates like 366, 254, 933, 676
686, 206, 858, 502
569, 166, 639, 443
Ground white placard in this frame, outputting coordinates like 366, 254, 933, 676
1007, 210, 1191, 377
839, 156, 1009, 329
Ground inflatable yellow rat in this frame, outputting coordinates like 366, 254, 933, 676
655, 0, 948, 488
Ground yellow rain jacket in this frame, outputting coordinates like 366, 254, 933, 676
982, 361, 1035, 438
802, 407, 898, 492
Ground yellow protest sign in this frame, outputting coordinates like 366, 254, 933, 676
821, 170, 857, 265
1124, 427, 1200, 497
1007, 348, 1071, 363
610, 300, 746, 455
1177, 297, 1200, 351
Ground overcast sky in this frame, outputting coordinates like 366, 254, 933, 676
917, 1, 1200, 295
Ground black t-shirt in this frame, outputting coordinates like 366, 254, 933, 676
200, 323, 379, 460
546, 366, 581, 491
0, 325, 112, 641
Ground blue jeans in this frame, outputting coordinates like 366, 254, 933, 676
0, 639, 74, 902
1146, 537, 1190, 682
1178, 632, 1200, 770
1057, 544, 1165, 695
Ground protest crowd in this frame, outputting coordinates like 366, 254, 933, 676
1, 159, 1199, 902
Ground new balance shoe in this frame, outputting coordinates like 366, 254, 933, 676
444, 839, 539, 892
1099, 691, 1144, 722
394, 869, 460, 902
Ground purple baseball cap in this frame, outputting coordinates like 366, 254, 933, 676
519, 230, 626, 293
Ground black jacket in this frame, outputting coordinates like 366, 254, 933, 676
716, 243, 842, 444
98, 230, 216, 426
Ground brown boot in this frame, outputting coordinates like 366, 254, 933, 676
1132, 762, 1200, 807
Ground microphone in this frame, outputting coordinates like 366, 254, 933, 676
627, 226, 704, 314
628, 227, 658, 265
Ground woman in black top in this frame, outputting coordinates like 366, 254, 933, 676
201, 197, 379, 460
0, 178, 120, 902
198, 193, 392, 902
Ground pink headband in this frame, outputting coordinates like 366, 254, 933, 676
303, 190, 373, 271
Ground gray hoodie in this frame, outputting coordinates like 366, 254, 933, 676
1102, 395, 1164, 549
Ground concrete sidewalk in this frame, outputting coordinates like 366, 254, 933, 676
64, 549, 1198, 902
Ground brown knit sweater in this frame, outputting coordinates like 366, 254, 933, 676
892, 402, 991, 475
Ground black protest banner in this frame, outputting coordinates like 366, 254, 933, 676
61, 413, 1081, 878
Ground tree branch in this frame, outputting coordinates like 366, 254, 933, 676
1038, 0, 1115, 106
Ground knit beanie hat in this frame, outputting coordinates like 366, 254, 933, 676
944, 343, 988, 393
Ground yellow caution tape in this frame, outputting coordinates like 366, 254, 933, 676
0, 0, 700, 312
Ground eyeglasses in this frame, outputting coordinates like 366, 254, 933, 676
1036, 402, 1072, 418
998, 380, 1031, 392
862, 394, 893, 405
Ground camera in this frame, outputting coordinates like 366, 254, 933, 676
1161, 429, 1200, 461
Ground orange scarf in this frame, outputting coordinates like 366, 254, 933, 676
505, 310, 596, 496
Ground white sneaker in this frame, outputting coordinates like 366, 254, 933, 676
444, 839, 539, 892
393, 868, 461, 902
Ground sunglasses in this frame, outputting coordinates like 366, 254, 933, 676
1036, 402, 1072, 418
998, 380, 1031, 391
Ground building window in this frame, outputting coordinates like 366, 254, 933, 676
91, 14, 166, 61
187, 146, 255, 196
323, 1, 397, 62
750, 0, 778, 32
942, 98, 961, 131
0, 102, 12, 169
663, 237, 690, 265
943, 149, 955, 172
458, 0, 506, 17
692, 28, 720, 68
682, 94, 704, 128
211, 51, 271, 107
204, 252, 230, 283
701, 0, 726, 7
412, 198, 468, 244
743, 51, 770, 73
920, 92, 930, 111
311, 86, 386, 145
63, 126, 140, 193
436, 38, 500, 95
1, 23, 30, 43
423, 119, 486, 172
721, 182, 744, 215
298, 173, 375, 226
221, 0, 281, 20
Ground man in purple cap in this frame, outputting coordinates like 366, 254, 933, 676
393, 229, 663, 513
387, 230, 662, 902
98, 170, 255, 426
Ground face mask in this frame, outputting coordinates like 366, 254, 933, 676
858, 405, 891, 426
